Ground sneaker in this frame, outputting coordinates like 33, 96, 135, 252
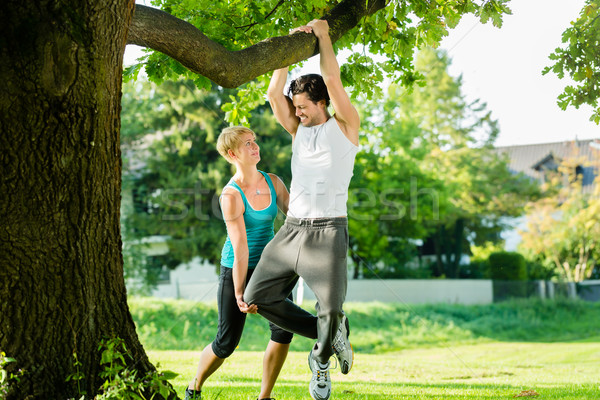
332, 313, 353, 374
185, 388, 201, 400
308, 350, 331, 400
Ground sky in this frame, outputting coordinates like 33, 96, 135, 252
438, 0, 598, 147
124, 0, 598, 147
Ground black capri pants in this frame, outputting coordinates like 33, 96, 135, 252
211, 266, 293, 359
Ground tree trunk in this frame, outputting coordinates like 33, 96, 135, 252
432, 229, 444, 277
351, 253, 361, 279
449, 218, 464, 278
0, 1, 159, 399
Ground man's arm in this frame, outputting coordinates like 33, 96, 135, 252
309, 19, 360, 146
266, 67, 299, 137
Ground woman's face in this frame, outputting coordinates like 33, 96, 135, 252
232, 132, 260, 164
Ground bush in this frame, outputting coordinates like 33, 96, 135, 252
526, 259, 556, 280
489, 251, 527, 301
489, 251, 527, 280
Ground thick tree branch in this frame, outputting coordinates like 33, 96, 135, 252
127, 0, 387, 88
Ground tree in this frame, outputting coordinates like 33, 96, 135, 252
344, 47, 539, 279
356, 48, 539, 278
519, 149, 600, 282
347, 72, 447, 278
544, 0, 600, 123
0, 1, 157, 399
0, 1, 512, 398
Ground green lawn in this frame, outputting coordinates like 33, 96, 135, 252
149, 342, 600, 399
133, 298, 600, 399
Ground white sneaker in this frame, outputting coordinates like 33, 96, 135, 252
332, 313, 353, 374
308, 350, 331, 400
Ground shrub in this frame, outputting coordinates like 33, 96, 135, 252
489, 251, 527, 301
489, 251, 527, 280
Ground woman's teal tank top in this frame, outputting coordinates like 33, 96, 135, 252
220, 171, 278, 269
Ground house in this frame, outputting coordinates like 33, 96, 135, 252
496, 138, 600, 192
495, 138, 600, 250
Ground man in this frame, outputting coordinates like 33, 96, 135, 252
243, 19, 359, 400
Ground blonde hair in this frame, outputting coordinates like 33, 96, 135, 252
216, 126, 256, 163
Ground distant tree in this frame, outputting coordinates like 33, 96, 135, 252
348, 77, 447, 278
392, 48, 539, 278
519, 149, 600, 282
544, 0, 600, 123
346, 48, 539, 279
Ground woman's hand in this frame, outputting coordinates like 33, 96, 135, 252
236, 295, 258, 314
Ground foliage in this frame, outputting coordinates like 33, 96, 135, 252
409, 49, 540, 278
66, 337, 178, 400
463, 241, 505, 278
65, 352, 86, 398
0, 352, 23, 400
489, 251, 528, 299
519, 151, 600, 282
96, 337, 177, 400
348, 47, 539, 278
525, 258, 557, 281
125, 0, 513, 121
488, 251, 527, 281
544, 1, 600, 123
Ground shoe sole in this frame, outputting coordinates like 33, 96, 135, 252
339, 315, 353, 374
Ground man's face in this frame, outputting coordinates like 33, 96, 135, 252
292, 92, 327, 127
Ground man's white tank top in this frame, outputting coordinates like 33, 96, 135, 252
288, 117, 358, 218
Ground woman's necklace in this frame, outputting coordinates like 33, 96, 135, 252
236, 174, 262, 196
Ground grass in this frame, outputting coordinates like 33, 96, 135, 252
130, 297, 600, 352
130, 297, 600, 399
149, 342, 600, 399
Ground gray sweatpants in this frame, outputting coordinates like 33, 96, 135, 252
243, 217, 349, 364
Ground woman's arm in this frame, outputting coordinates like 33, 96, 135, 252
269, 173, 289, 215
220, 187, 258, 314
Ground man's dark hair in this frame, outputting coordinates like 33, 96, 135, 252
288, 74, 330, 107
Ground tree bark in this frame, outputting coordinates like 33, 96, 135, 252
0, 1, 160, 399
127, 0, 388, 88
450, 218, 464, 278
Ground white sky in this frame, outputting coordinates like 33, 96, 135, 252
124, 0, 599, 146
438, 0, 598, 146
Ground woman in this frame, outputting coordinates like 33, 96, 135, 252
185, 126, 292, 400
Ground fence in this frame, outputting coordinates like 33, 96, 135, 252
151, 271, 599, 304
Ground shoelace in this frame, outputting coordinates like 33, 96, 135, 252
315, 364, 330, 385
328, 357, 339, 371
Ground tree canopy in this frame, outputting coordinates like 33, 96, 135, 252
125, 0, 513, 121
544, 0, 600, 123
